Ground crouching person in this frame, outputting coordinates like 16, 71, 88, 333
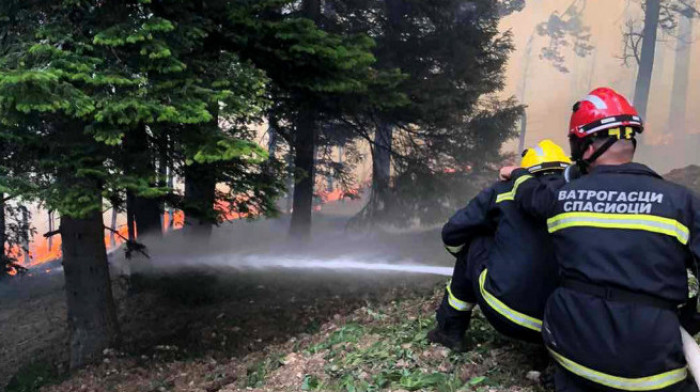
428, 140, 570, 351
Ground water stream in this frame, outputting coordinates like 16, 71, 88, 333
159, 254, 454, 277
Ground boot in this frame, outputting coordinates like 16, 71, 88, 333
427, 327, 468, 352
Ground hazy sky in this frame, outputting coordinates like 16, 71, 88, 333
499, 0, 700, 171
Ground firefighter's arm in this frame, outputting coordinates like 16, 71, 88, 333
509, 168, 559, 221
681, 194, 700, 335
441, 185, 498, 256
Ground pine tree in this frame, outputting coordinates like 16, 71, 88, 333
0, 0, 276, 367
219, 0, 387, 239
325, 0, 522, 226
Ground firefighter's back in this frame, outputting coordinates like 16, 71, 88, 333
544, 163, 694, 390
485, 174, 563, 321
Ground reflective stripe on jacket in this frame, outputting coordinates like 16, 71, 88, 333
512, 163, 700, 389
442, 174, 563, 326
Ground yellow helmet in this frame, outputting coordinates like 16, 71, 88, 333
521, 139, 572, 173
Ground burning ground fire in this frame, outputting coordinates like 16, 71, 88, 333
5, 186, 362, 276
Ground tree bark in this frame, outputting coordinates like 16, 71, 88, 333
285, 150, 294, 214
289, 109, 316, 240
183, 105, 219, 239
371, 122, 393, 212
289, 0, 321, 240
157, 135, 169, 232
123, 125, 162, 237
517, 33, 534, 153
0, 193, 5, 268
62, 208, 120, 369
20, 205, 29, 265
56, 118, 120, 369
126, 191, 136, 242
633, 0, 661, 122
183, 161, 216, 238
363, 0, 403, 220
267, 124, 278, 157
109, 208, 117, 248
48, 210, 55, 251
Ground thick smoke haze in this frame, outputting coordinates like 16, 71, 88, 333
500, 0, 700, 173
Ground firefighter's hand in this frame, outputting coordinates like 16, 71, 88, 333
499, 166, 519, 181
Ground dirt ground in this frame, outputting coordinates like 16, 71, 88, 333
0, 215, 450, 391
35, 287, 545, 392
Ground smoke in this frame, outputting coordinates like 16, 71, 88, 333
148, 253, 452, 277
110, 216, 454, 285
501, 0, 700, 173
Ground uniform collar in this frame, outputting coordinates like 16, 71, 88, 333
589, 162, 662, 179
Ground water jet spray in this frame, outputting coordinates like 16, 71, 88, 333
149, 253, 453, 277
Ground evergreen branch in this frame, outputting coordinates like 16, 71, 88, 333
104, 225, 150, 259
43, 229, 60, 238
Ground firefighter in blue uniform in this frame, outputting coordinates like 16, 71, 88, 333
428, 140, 571, 351
500, 87, 700, 392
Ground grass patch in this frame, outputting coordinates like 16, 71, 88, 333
246, 354, 284, 388
228, 287, 542, 392
300, 300, 491, 391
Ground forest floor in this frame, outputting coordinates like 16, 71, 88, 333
2, 266, 546, 392
14, 285, 545, 392
2, 211, 545, 392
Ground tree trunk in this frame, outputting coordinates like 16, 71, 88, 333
62, 208, 120, 369
20, 205, 29, 265
267, 124, 278, 157
126, 191, 136, 242
517, 33, 534, 153
132, 193, 161, 238
668, 13, 693, 135
289, 0, 321, 240
362, 0, 404, 220
157, 135, 169, 233
0, 193, 5, 268
289, 109, 316, 240
633, 0, 661, 122
48, 210, 55, 251
166, 136, 175, 230
183, 104, 219, 239
371, 122, 393, 212
285, 150, 294, 214
109, 208, 117, 248
518, 112, 528, 154
183, 161, 216, 238
123, 125, 162, 237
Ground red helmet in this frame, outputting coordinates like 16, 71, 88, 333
569, 87, 644, 139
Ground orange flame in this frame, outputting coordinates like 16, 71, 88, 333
11, 190, 360, 273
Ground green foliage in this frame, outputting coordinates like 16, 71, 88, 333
192, 138, 269, 165
324, 0, 523, 226
0, 0, 283, 222
301, 374, 321, 390
292, 299, 501, 392
246, 355, 283, 388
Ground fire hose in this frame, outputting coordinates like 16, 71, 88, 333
681, 327, 700, 388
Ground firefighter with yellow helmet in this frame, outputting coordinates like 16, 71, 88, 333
429, 139, 571, 350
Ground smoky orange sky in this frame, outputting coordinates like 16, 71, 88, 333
499, 0, 700, 172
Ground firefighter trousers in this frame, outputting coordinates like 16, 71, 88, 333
436, 236, 544, 344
